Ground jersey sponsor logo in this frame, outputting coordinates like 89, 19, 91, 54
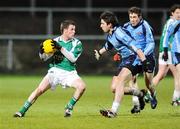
136, 31, 143, 35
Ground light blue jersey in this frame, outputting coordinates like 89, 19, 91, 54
104, 26, 138, 59
163, 19, 180, 53
123, 19, 155, 56
123, 19, 155, 67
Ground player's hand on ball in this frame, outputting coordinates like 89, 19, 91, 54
94, 50, 101, 60
39, 43, 44, 54
51, 40, 62, 50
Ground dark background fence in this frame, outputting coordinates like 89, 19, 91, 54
0, 0, 178, 75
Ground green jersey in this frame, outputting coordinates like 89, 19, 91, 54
159, 18, 174, 52
49, 36, 83, 71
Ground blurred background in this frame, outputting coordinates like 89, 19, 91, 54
0, 0, 179, 75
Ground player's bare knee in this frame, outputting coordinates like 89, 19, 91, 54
77, 82, 86, 93
81, 83, 86, 92
111, 87, 116, 93
112, 89, 115, 93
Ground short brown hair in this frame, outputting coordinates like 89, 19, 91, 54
100, 11, 119, 27
128, 7, 142, 17
170, 4, 180, 13
60, 20, 76, 34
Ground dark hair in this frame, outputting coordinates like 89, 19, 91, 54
100, 11, 119, 27
128, 7, 142, 17
170, 4, 180, 13
60, 20, 76, 34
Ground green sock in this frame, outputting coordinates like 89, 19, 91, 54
66, 97, 77, 110
19, 101, 32, 115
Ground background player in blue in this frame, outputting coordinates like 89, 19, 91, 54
163, 5, 180, 105
153, 4, 180, 106
123, 7, 157, 110
94, 11, 149, 118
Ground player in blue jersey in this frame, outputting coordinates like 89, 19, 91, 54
162, 4, 180, 106
153, 4, 180, 106
94, 11, 149, 118
113, 7, 157, 113
123, 7, 157, 111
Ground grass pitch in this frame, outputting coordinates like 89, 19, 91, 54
0, 75, 179, 129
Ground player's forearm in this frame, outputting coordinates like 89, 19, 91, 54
61, 48, 78, 63
94, 47, 107, 60
136, 49, 146, 61
99, 47, 107, 55
39, 53, 53, 61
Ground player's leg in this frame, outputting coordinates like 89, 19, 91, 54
144, 53, 167, 104
71, 78, 86, 100
152, 51, 170, 86
113, 68, 132, 112
129, 65, 146, 113
110, 74, 142, 114
111, 76, 118, 93
152, 64, 169, 86
144, 72, 158, 109
100, 67, 132, 118
129, 76, 141, 113
110, 73, 132, 93
169, 64, 180, 105
14, 75, 51, 117
64, 77, 86, 117
173, 64, 180, 106
125, 85, 142, 114
100, 55, 140, 117
145, 72, 154, 92
112, 71, 144, 113
124, 75, 146, 113
171, 52, 180, 106
143, 53, 157, 109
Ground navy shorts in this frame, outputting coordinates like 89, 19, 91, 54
145, 53, 156, 73
115, 55, 141, 76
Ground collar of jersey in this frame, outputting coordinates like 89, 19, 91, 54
131, 19, 144, 29
111, 25, 119, 35
58, 36, 73, 43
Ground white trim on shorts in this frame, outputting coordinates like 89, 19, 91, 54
158, 51, 172, 65
45, 67, 80, 90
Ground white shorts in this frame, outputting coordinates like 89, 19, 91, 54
158, 51, 172, 65
45, 67, 80, 90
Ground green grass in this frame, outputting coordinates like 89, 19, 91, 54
0, 75, 179, 129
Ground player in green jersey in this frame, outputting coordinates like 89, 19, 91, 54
14, 20, 86, 117
152, 5, 180, 106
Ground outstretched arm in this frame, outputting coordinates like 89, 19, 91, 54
61, 48, 78, 63
94, 47, 107, 60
